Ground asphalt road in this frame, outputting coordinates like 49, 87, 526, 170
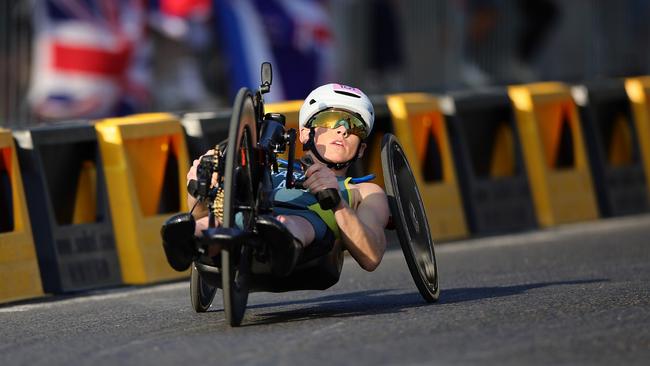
2, 214, 650, 366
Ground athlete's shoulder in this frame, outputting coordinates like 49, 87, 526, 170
352, 181, 386, 199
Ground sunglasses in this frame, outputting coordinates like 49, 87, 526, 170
306, 109, 369, 140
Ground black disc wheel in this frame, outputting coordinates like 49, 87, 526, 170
190, 262, 217, 312
381, 133, 440, 302
221, 88, 258, 326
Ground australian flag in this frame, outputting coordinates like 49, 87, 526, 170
214, 0, 335, 102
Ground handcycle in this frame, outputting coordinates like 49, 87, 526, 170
161, 63, 439, 326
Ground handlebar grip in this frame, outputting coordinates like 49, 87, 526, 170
316, 188, 341, 210
297, 155, 341, 210
187, 179, 199, 198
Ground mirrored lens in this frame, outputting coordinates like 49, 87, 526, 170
307, 110, 368, 139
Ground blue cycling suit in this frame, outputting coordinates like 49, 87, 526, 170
271, 169, 356, 242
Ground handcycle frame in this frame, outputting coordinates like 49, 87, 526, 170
173, 63, 439, 326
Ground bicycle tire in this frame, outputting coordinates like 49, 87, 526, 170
381, 133, 440, 302
190, 262, 217, 312
221, 88, 258, 326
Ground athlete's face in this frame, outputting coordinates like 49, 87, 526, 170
299, 125, 366, 164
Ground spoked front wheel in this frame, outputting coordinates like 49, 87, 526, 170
220, 87, 258, 326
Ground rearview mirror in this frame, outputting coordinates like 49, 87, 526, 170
260, 62, 272, 93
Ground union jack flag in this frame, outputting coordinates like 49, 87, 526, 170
29, 0, 150, 120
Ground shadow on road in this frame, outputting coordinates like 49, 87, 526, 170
438, 278, 608, 304
244, 279, 608, 326
244, 289, 428, 326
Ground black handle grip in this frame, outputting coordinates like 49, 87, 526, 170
297, 155, 341, 210
316, 188, 341, 210
187, 179, 199, 198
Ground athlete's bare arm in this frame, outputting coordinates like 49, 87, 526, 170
333, 182, 389, 271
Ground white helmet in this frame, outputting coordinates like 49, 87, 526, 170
299, 83, 374, 136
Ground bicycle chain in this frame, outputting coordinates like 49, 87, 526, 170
211, 145, 225, 224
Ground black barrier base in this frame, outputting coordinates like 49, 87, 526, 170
181, 111, 231, 161
578, 81, 650, 217
15, 124, 122, 293
51, 225, 119, 291
470, 178, 536, 234
602, 166, 649, 215
447, 90, 537, 235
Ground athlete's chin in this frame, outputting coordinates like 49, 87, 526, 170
315, 145, 356, 164
322, 150, 353, 164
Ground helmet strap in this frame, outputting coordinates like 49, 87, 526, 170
302, 127, 361, 171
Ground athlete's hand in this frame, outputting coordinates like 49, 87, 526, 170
187, 149, 218, 188
303, 161, 340, 195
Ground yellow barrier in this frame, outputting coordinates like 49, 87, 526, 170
95, 114, 190, 284
625, 77, 650, 198
0, 129, 44, 303
362, 97, 395, 190
386, 93, 468, 240
508, 83, 598, 227
266, 100, 302, 130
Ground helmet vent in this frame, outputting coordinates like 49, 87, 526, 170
309, 99, 316, 105
334, 90, 361, 98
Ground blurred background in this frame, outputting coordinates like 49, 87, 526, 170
2, 0, 650, 128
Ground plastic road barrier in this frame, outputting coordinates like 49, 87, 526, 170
575, 81, 649, 216
625, 77, 650, 204
14, 123, 122, 293
509, 82, 599, 227
95, 113, 190, 284
181, 111, 231, 161
0, 128, 43, 303
386, 93, 468, 240
445, 90, 537, 234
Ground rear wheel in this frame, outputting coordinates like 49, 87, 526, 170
221, 88, 258, 326
190, 262, 217, 312
381, 133, 440, 302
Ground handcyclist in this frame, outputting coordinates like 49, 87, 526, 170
187, 84, 390, 272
